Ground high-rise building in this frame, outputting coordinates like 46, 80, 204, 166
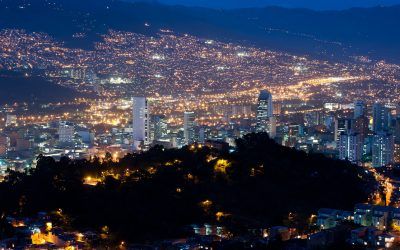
231, 105, 252, 117
334, 118, 352, 142
5, 114, 17, 127
354, 100, 365, 119
394, 118, 400, 144
199, 127, 206, 144
372, 131, 394, 167
184, 111, 196, 145
282, 124, 303, 147
269, 116, 277, 139
256, 90, 273, 133
58, 121, 75, 143
338, 132, 363, 165
395, 143, 400, 163
132, 97, 151, 150
324, 114, 335, 130
305, 111, 323, 127
273, 102, 282, 116
353, 116, 369, 142
150, 115, 168, 142
373, 103, 390, 133
0, 134, 10, 156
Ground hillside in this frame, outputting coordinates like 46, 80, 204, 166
0, 72, 80, 104
0, 133, 376, 242
0, 0, 400, 61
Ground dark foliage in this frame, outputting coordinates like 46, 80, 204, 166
0, 71, 81, 104
0, 133, 375, 242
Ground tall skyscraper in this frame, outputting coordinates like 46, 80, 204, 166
0, 134, 10, 156
394, 118, 400, 144
256, 90, 273, 133
334, 118, 352, 142
132, 97, 151, 150
150, 115, 168, 142
199, 127, 206, 144
58, 121, 75, 144
184, 111, 196, 145
269, 116, 277, 139
354, 100, 365, 119
372, 131, 394, 167
353, 116, 369, 142
273, 102, 282, 115
338, 132, 363, 165
373, 103, 390, 133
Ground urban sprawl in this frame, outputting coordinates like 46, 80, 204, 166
1, 28, 400, 249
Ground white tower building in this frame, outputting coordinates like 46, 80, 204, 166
184, 111, 196, 145
132, 97, 151, 150
256, 90, 274, 135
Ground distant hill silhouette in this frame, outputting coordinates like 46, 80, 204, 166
127, 0, 400, 10
0, 0, 400, 61
0, 71, 79, 104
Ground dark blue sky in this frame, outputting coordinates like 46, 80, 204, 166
139, 0, 400, 10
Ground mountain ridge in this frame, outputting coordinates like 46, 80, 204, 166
0, 71, 81, 104
0, 0, 400, 61
124, 0, 400, 10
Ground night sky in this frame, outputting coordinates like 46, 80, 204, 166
143, 0, 400, 10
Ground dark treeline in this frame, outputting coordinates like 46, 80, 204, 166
0, 133, 375, 242
0, 71, 81, 105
